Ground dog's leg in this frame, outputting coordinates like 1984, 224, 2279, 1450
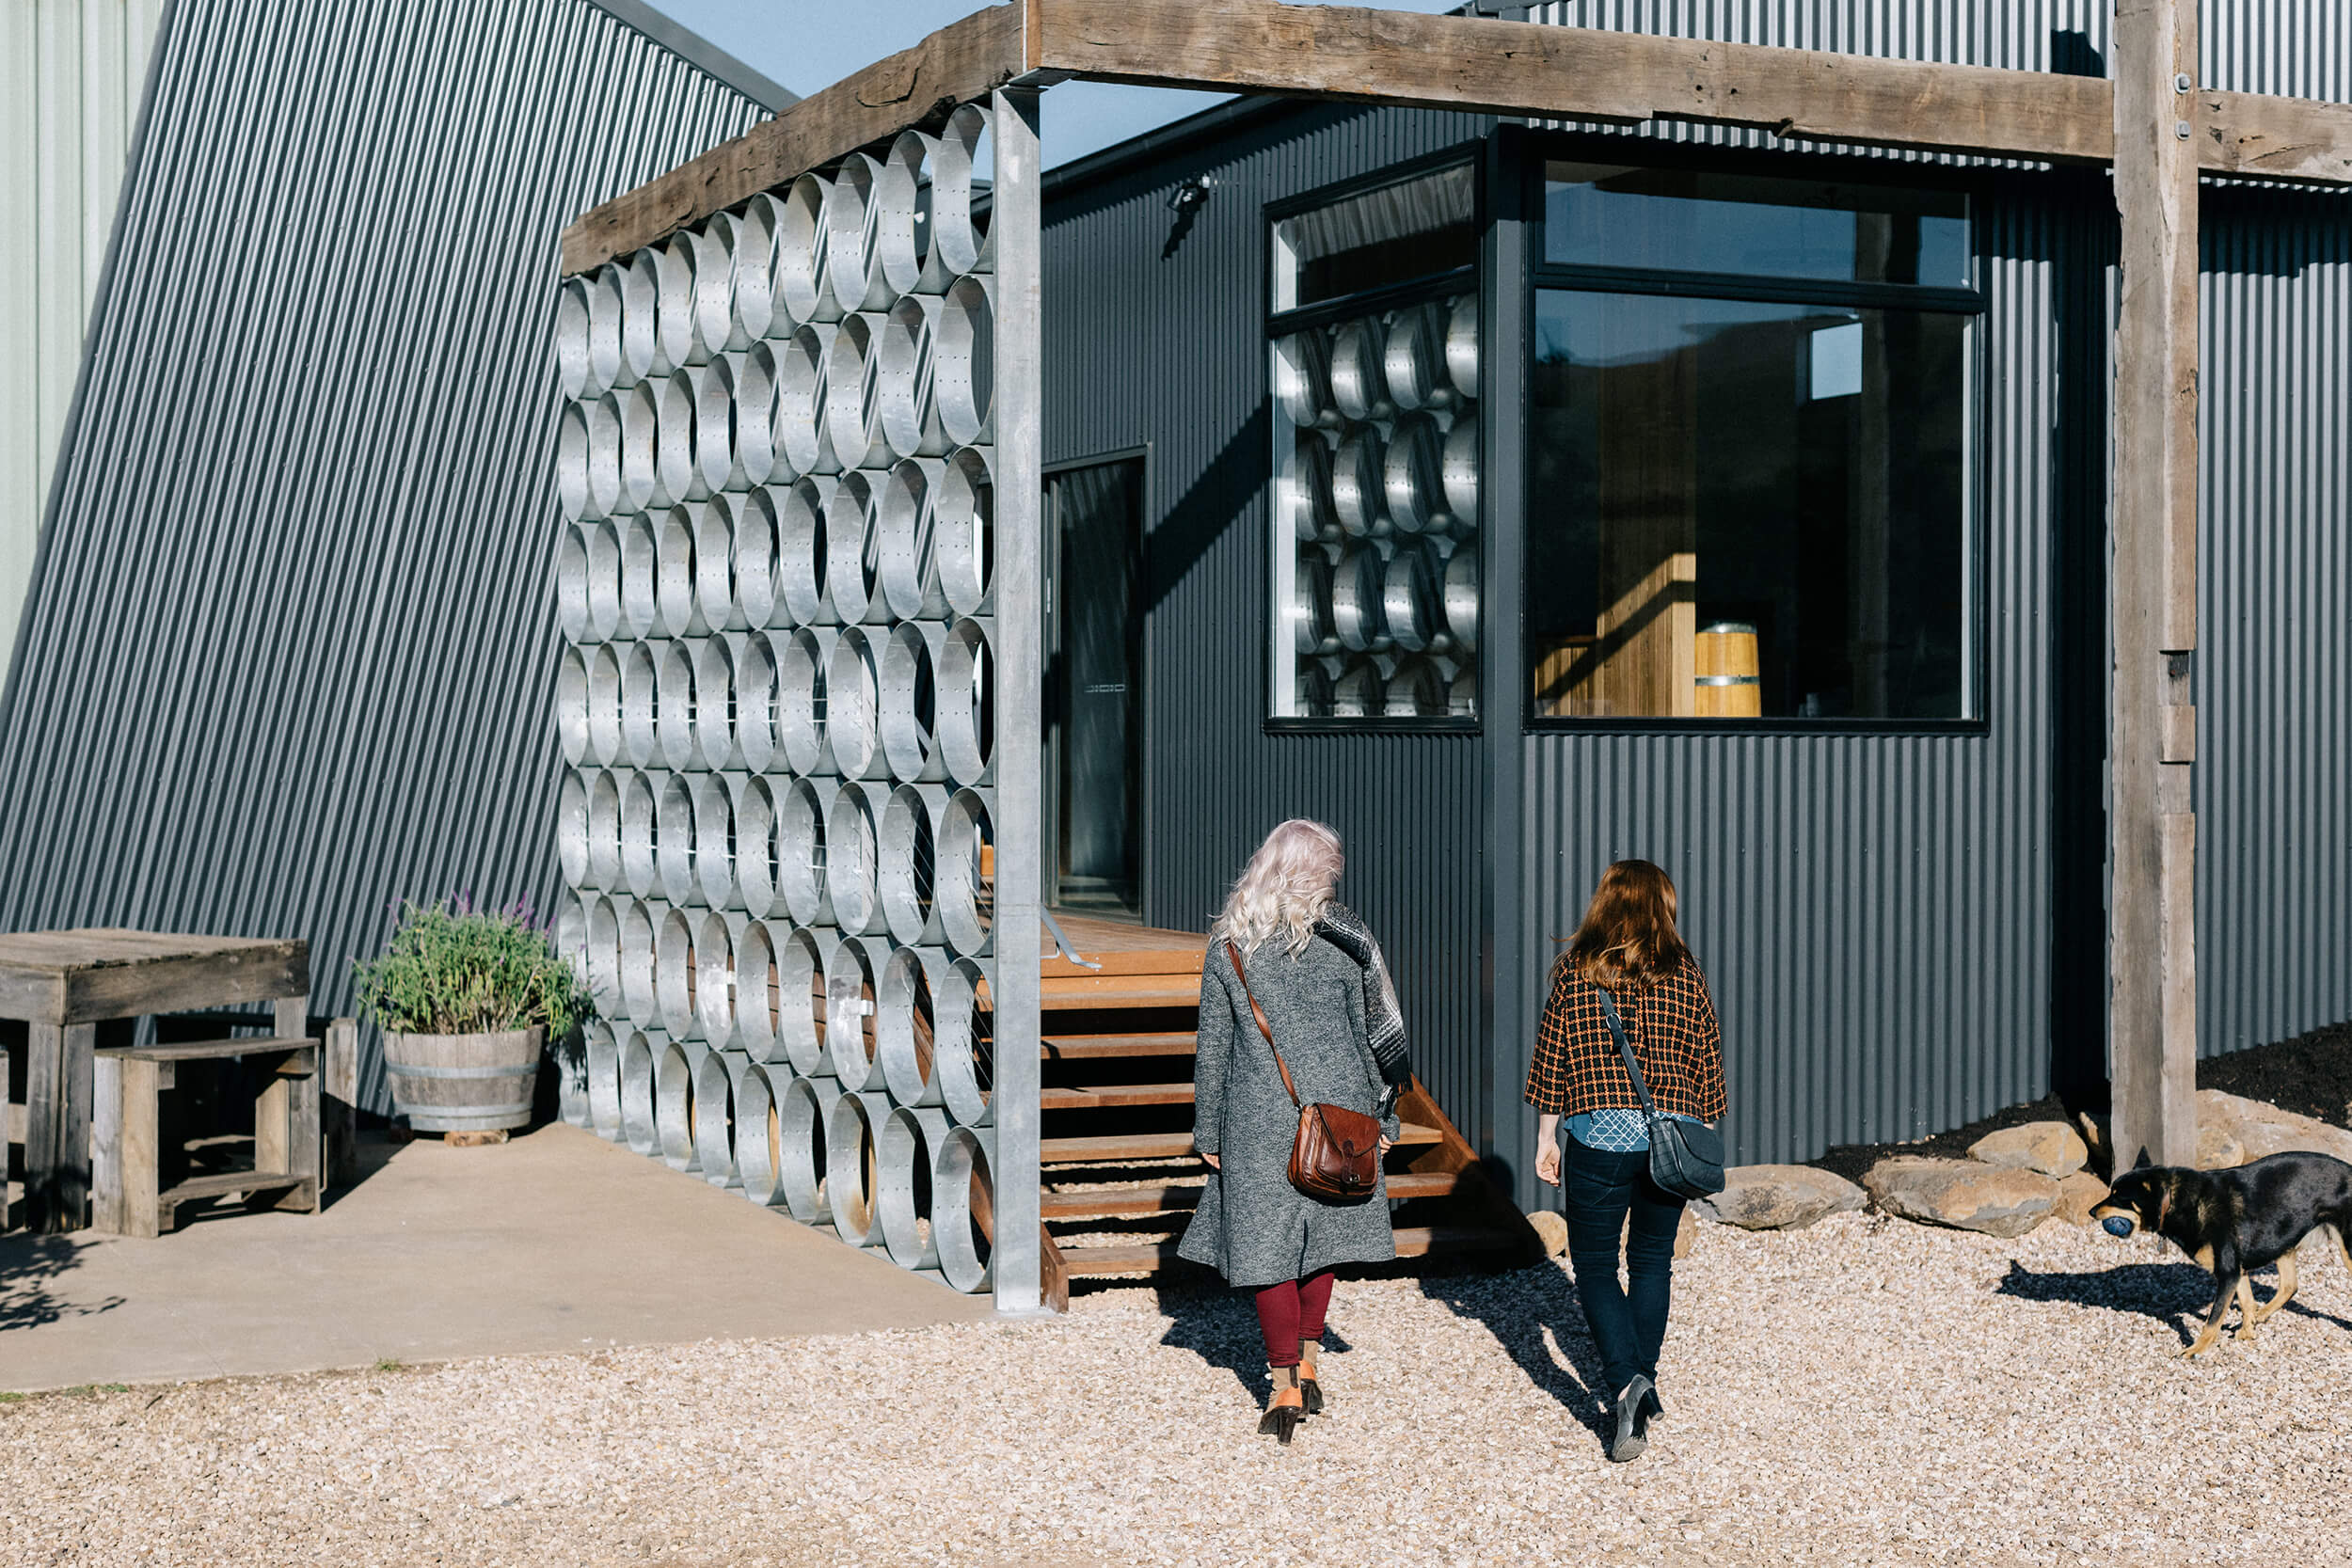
2182, 1276, 2238, 1357
2249, 1249, 2300, 1328
2330, 1224, 2352, 1277
2232, 1274, 2263, 1340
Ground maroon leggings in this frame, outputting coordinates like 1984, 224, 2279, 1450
1252, 1271, 1336, 1368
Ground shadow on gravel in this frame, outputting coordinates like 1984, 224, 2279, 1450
1150, 1281, 1358, 1402
1994, 1259, 2352, 1344
1419, 1266, 1612, 1434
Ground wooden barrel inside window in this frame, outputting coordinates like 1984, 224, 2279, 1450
1693, 622, 1761, 718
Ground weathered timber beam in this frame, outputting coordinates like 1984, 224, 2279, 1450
560, 1, 2352, 274
2201, 90, 2352, 184
558, 5, 1026, 276
1033, 0, 2120, 166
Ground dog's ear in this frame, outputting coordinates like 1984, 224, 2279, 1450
2130, 1149, 2155, 1171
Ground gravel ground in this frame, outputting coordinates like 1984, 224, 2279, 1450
7, 1212, 2350, 1568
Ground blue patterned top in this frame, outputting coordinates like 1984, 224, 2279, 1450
1566, 1108, 1705, 1152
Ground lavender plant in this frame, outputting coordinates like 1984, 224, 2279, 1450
352, 896, 590, 1037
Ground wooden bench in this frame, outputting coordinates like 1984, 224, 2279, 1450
92, 1036, 322, 1237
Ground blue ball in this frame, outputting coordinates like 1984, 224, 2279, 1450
2101, 1215, 2136, 1238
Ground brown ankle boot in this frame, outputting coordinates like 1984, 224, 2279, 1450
1259, 1364, 1304, 1445
1298, 1340, 1325, 1416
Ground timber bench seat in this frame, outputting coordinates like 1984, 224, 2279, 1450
94, 1035, 323, 1237
0, 927, 313, 1233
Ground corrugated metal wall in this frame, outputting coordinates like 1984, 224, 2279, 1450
1045, 6, 2349, 1175
1043, 103, 1497, 1130
2200, 189, 2352, 1057
0, 0, 770, 1112
0, 0, 168, 694
1517, 189, 2105, 1168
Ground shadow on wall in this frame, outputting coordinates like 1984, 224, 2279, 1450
0, 1235, 124, 1333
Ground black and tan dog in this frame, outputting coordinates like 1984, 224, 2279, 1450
2091, 1151, 2352, 1356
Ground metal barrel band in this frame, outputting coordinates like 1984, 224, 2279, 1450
386, 1062, 541, 1080
1693, 675, 1760, 687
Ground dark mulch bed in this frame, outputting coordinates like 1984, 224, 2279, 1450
1810, 1019, 2352, 1185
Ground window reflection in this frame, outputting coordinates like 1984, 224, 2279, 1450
1526, 292, 1970, 721
1544, 163, 1972, 288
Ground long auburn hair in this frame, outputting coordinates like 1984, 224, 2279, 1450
1555, 860, 1692, 991
1213, 819, 1343, 958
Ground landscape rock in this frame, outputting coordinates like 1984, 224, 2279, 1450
1526, 1208, 1567, 1258
2194, 1120, 2246, 1170
1863, 1156, 2059, 1238
1967, 1121, 2090, 1179
1695, 1164, 1867, 1231
2050, 1170, 2110, 1226
2196, 1089, 2352, 1165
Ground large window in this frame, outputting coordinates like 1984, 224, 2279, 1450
1269, 160, 1481, 722
1528, 162, 1979, 722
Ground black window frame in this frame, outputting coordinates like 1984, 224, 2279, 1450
1263, 140, 1489, 736
1519, 135, 1994, 737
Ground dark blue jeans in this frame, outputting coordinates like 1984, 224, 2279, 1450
1562, 1134, 1687, 1401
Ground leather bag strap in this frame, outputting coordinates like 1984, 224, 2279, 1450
1225, 939, 1302, 1109
1596, 987, 1661, 1123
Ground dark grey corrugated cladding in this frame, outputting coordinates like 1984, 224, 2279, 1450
0, 0, 771, 1112
1043, 103, 1497, 1133
1044, 4, 2349, 1183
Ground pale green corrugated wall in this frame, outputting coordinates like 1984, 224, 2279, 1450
0, 0, 167, 688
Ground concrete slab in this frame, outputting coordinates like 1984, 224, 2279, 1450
0, 1123, 994, 1391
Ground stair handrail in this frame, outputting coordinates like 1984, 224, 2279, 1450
1039, 907, 1104, 971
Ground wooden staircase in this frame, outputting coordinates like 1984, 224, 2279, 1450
1034, 916, 1539, 1305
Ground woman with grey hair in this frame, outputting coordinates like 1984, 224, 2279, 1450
1177, 818, 1409, 1443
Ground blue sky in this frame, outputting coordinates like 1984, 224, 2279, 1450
640, 0, 1463, 167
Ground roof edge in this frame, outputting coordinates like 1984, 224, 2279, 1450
581, 0, 799, 113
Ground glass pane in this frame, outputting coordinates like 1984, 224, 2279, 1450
1274, 163, 1477, 312
1543, 163, 1971, 288
1048, 461, 1143, 914
1526, 291, 1969, 720
1271, 292, 1481, 719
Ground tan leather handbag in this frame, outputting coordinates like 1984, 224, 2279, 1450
1225, 940, 1384, 1204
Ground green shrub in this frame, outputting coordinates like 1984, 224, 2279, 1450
353, 897, 590, 1037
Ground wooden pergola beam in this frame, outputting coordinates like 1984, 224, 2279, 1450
558, 5, 1027, 275
559, 0, 2352, 276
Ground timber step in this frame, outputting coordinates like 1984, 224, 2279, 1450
1041, 1032, 1198, 1061
1041, 1122, 1441, 1164
1041, 977, 1204, 1010
1033, 913, 1538, 1300
1040, 1082, 1197, 1110
1041, 1168, 1462, 1221
1059, 1225, 1522, 1280
159, 1168, 303, 1204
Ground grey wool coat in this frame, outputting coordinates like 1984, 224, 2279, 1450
1177, 934, 1402, 1288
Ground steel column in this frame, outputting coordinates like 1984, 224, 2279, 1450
988, 84, 1045, 1314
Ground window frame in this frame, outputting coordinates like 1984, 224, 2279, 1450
1519, 135, 1995, 737
1263, 141, 1489, 736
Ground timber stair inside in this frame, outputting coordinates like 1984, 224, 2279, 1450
1037, 916, 1537, 1299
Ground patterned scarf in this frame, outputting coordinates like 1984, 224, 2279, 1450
1314, 904, 1412, 1113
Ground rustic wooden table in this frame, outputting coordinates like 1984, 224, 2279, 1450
0, 928, 309, 1234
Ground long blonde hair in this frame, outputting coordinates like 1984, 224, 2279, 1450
1213, 819, 1343, 958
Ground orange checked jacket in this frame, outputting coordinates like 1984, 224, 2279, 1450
1523, 955, 1728, 1122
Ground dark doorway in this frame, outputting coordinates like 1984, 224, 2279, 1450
1045, 455, 1146, 918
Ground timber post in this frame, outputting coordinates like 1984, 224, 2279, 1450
2108, 0, 2201, 1169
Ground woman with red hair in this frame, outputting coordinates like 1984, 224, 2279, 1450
1525, 859, 1726, 1464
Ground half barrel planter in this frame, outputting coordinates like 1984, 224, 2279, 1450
383, 1027, 546, 1133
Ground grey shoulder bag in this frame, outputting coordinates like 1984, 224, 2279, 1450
1597, 987, 1726, 1199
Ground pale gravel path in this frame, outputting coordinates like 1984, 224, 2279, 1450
7, 1212, 2351, 1567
